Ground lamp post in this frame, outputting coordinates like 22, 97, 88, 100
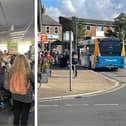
69, 31, 73, 91
75, 21, 78, 52
63, 31, 73, 91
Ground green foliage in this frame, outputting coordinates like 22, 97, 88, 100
114, 13, 126, 40
71, 16, 86, 51
77, 19, 86, 39
105, 28, 117, 37
72, 16, 86, 40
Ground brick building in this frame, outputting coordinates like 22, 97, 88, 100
41, 14, 62, 41
59, 16, 115, 39
41, 7, 62, 53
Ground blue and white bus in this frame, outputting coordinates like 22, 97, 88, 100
78, 37, 125, 70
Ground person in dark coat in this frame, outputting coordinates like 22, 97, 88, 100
0, 62, 5, 90
72, 52, 78, 77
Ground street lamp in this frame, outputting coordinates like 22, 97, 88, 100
63, 31, 73, 91
75, 21, 78, 52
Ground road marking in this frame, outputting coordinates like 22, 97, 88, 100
64, 104, 89, 107
38, 104, 59, 107
65, 104, 73, 107
39, 103, 89, 108
82, 104, 89, 106
38, 104, 89, 108
38, 103, 120, 108
94, 104, 119, 106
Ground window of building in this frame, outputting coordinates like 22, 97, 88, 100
54, 26, 58, 34
86, 25, 90, 31
46, 26, 50, 33
96, 26, 103, 31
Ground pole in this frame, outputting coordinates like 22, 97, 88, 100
75, 21, 78, 52
69, 31, 72, 91
49, 40, 51, 52
42, 43, 44, 52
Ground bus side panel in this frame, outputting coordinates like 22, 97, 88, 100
95, 56, 124, 68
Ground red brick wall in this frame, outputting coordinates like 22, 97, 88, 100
85, 25, 96, 37
41, 25, 62, 41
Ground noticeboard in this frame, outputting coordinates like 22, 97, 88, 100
7, 41, 18, 54
32, 40, 35, 46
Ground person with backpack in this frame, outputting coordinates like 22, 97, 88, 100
9, 54, 34, 126
72, 51, 78, 78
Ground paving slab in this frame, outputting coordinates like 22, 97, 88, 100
38, 69, 116, 99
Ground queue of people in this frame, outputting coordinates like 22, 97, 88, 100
38, 51, 54, 73
0, 50, 34, 126
38, 49, 79, 79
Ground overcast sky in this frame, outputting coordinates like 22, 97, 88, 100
41, 0, 126, 22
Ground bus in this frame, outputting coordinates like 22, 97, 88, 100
125, 43, 126, 68
78, 37, 125, 70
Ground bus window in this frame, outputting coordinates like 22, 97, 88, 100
99, 40, 121, 56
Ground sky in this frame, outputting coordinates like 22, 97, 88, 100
41, 0, 126, 22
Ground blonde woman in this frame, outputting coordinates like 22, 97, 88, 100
9, 54, 34, 126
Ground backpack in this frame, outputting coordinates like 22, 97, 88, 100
10, 73, 30, 95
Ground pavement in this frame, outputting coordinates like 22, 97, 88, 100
38, 69, 119, 100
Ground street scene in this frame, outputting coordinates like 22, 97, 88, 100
0, 0, 34, 126
38, 0, 126, 126
38, 68, 126, 126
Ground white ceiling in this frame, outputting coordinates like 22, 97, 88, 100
0, 0, 34, 40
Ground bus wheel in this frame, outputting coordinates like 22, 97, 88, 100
112, 68, 118, 71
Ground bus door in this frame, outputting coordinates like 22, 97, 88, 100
87, 44, 94, 68
78, 44, 94, 68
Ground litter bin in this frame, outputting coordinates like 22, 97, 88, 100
39, 72, 48, 83
46, 68, 51, 77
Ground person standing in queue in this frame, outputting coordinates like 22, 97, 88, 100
9, 54, 34, 126
72, 51, 78, 78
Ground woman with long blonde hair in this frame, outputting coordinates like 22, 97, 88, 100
10, 54, 34, 126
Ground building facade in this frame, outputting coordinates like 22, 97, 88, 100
40, 7, 62, 53
59, 16, 115, 39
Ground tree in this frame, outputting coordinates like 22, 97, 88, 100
114, 13, 126, 40
105, 28, 117, 37
71, 16, 86, 51
77, 19, 86, 40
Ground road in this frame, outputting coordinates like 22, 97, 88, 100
38, 68, 126, 126
100, 68, 126, 83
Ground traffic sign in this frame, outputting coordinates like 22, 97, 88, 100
47, 34, 59, 39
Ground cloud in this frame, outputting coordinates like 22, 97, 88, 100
60, 0, 76, 13
44, 0, 126, 21
46, 7, 64, 22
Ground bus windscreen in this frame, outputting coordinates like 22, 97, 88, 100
99, 39, 121, 56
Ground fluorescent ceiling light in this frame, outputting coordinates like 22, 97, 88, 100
9, 31, 26, 36
10, 36, 23, 40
